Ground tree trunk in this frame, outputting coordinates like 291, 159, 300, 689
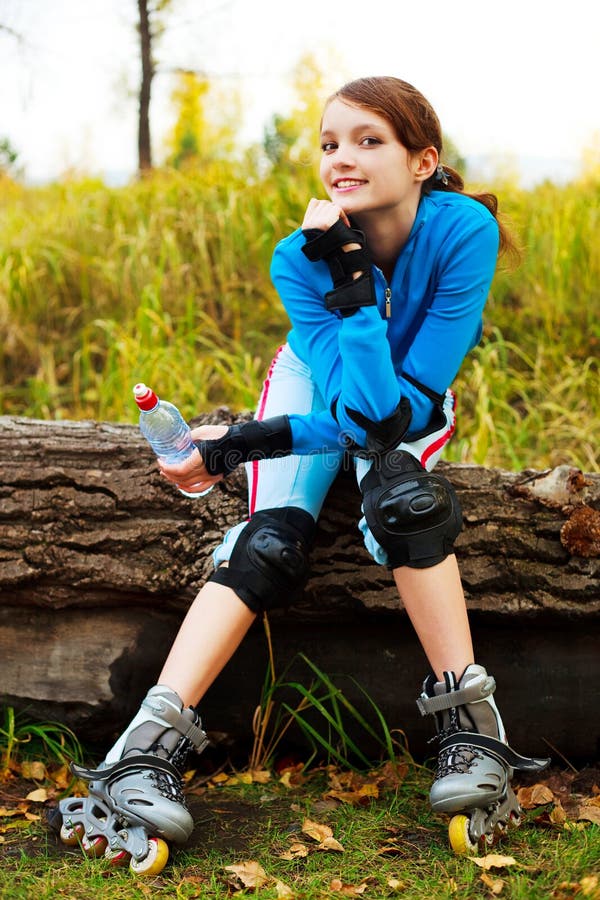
137, 0, 153, 173
1, 414, 598, 760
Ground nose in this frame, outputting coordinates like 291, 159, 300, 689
331, 142, 356, 169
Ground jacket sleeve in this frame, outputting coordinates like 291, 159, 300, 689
270, 236, 400, 452
396, 213, 499, 431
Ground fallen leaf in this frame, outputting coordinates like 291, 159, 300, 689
25, 813, 41, 822
25, 788, 48, 803
49, 764, 71, 790
274, 879, 295, 898
469, 854, 517, 870
580, 875, 599, 897
249, 769, 271, 784
577, 805, 600, 826
0, 808, 23, 818
480, 872, 505, 894
387, 878, 405, 892
317, 836, 344, 853
329, 878, 369, 895
517, 783, 554, 809
279, 841, 309, 860
21, 760, 47, 781
223, 860, 268, 890
302, 818, 332, 843
550, 801, 568, 826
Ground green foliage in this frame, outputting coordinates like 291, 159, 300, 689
0, 161, 597, 472
1, 706, 84, 777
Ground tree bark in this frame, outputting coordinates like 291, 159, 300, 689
137, 0, 153, 173
1, 414, 598, 759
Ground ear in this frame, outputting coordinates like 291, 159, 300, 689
412, 146, 438, 182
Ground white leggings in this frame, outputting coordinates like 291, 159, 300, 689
213, 343, 457, 569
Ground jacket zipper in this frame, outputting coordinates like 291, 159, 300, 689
384, 287, 392, 319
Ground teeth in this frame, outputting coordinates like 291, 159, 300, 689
336, 180, 363, 188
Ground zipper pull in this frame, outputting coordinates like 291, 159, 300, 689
384, 287, 392, 319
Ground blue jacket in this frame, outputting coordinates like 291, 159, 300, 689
270, 190, 500, 454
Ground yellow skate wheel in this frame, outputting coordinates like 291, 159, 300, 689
81, 834, 108, 858
60, 822, 84, 846
129, 837, 169, 876
449, 814, 477, 855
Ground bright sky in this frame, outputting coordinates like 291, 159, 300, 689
2, 0, 599, 185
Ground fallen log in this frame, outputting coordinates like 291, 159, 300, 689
1, 413, 598, 762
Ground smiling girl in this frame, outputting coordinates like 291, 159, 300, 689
53, 76, 547, 871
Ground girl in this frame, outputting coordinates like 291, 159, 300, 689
54, 76, 547, 872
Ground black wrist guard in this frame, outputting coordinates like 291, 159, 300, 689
341, 398, 413, 459
302, 220, 376, 318
194, 415, 293, 476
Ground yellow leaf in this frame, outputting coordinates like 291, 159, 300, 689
302, 818, 333, 843
550, 801, 567, 826
279, 842, 309, 860
0, 808, 23, 818
25, 813, 41, 822
317, 836, 345, 853
578, 806, 600, 825
21, 760, 47, 781
387, 878, 405, 892
468, 854, 517, 870
211, 772, 229, 784
328, 879, 369, 895
223, 860, 268, 889
25, 788, 48, 803
480, 872, 505, 894
274, 879, 295, 898
580, 875, 599, 897
249, 769, 271, 784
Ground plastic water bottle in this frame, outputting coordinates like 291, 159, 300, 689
133, 383, 212, 498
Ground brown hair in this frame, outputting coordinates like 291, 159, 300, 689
329, 76, 518, 259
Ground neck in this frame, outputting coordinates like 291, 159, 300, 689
353, 195, 421, 281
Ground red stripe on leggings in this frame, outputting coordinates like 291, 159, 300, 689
420, 392, 457, 468
249, 346, 284, 515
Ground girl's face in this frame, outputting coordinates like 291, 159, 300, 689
319, 97, 430, 219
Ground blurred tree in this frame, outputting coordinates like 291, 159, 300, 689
263, 53, 329, 172
0, 138, 19, 176
165, 70, 239, 169
137, 0, 173, 173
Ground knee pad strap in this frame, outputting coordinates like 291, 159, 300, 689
360, 450, 462, 569
209, 507, 315, 612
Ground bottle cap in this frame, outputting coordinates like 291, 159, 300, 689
133, 383, 159, 411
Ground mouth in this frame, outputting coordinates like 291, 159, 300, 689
332, 179, 366, 191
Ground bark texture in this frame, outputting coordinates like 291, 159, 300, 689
1, 413, 598, 759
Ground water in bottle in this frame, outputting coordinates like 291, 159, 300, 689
133, 383, 213, 498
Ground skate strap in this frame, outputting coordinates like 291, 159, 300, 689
439, 731, 551, 772
416, 676, 496, 716
70, 753, 183, 783
142, 696, 210, 753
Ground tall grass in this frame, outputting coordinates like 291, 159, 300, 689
0, 167, 597, 471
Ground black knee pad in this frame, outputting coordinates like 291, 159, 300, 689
360, 450, 462, 569
209, 507, 315, 613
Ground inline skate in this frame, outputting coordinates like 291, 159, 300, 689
417, 664, 550, 854
50, 685, 209, 875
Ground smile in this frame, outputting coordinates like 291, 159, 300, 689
333, 179, 366, 189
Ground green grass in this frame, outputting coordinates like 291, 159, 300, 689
1, 767, 598, 899
0, 167, 598, 472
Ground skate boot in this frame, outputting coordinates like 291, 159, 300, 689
50, 685, 209, 875
417, 664, 550, 854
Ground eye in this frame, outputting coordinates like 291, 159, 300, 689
360, 136, 382, 147
321, 141, 337, 153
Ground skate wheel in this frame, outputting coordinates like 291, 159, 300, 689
129, 837, 169, 876
60, 822, 84, 846
81, 834, 108, 858
449, 814, 477, 855
104, 846, 131, 867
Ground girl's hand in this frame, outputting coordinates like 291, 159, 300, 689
301, 198, 351, 231
158, 424, 227, 494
